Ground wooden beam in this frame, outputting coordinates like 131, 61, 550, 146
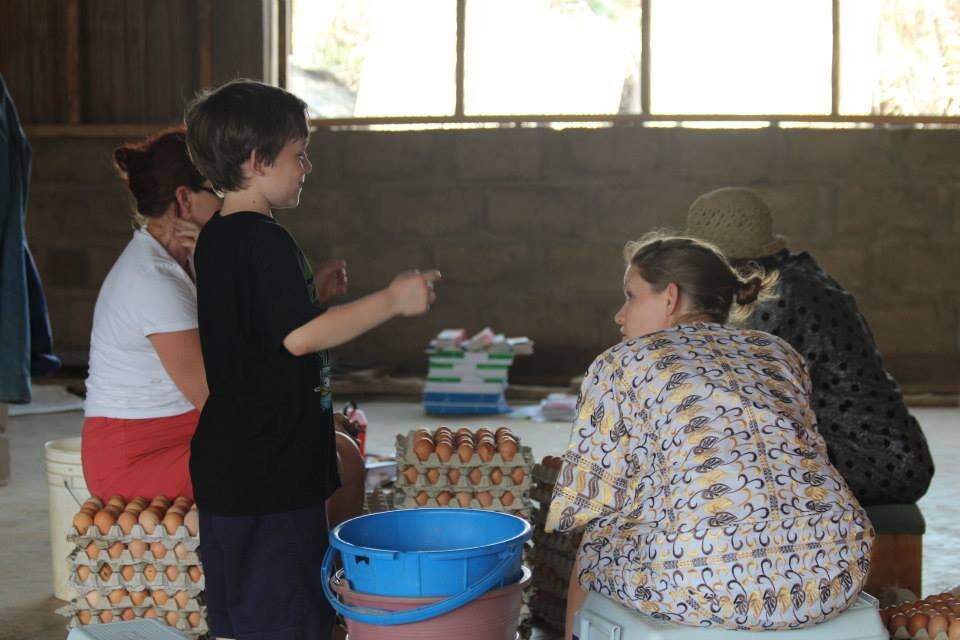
832, 0, 840, 116
197, 0, 213, 89
277, 0, 289, 88
641, 0, 651, 115
455, 0, 465, 117
65, 0, 81, 123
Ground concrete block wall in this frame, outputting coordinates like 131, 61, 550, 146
25, 126, 960, 387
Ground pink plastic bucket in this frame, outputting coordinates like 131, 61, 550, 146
332, 565, 531, 640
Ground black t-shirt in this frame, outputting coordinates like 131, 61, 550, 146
190, 211, 340, 515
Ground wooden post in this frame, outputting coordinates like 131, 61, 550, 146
197, 0, 213, 89
641, 0, 651, 116
832, 0, 840, 116
456, 0, 465, 117
65, 0, 81, 123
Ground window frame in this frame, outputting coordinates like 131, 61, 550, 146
280, 0, 960, 129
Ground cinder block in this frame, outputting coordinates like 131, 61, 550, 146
658, 129, 779, 181
485, 189, 589, 237
342, 131, 437, 177
780, 130, 897, 182
455, 129, 543, 180
567, 127, 662, 175
834, 186, 946, 236
373, 189, 481, 236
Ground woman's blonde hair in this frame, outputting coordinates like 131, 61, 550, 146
623, 231, 778, 324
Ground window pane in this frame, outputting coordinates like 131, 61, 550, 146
289, 0, 455, 118
464, 0, 642, 115
650, 0, 832, 115
840, 0, 960, 116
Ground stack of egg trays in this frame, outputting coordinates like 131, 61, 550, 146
526, 461, 582, 633
393, 431, 536, 518
59, 520, 207, 637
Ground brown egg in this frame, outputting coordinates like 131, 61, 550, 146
447, 468, 461, 484
888, 613, 907, 634
187, 565, 202, 582
76, 609, 92, 624
163, 510, 184, 534
468, 468, 483, 485
73, 511, 94, 534
187, 611, 202, 628
455, 427, 474, 439
121, 608, 136, 621
173, 495, 192, 509
108, 541, 125, 559
128, 539, 148, 559
500, 491, 515, 507
477, 442, 495, 463
121, 565, 135, 581
98, 564, 113, 581
152, 589, 169, 605
498, 439, 518, 462
929, 613, 950, 637
85, 541, 100, 560
174, 590, 190, 609
403, 465, 419, 483
130, 589, 148, 606
184, 507, 199, 536
456, 491, 473, 507
435, 426, 452, 437
489, 468, 503, 485
165, 565, 180, 581
117, 511, 138, 535
94, 509, 117, 534
106, 494, 125, 508
495, 427, 513, 440
151, 495, 170, 508
129, 496, 148, 509
85, 496, 105, 510
150, 541, 167, 559
415, 491, 429, 506
85, 590, 101, 607
426, 468, 440, 484
457, 442, 474, 463
948, 619, 960, 640
413, 437, 434, 461
108, 588, 127, 604
174, 542, 190, 561
165, 611, 180, 626
909, 613, 931, 636
139, 509, 160, 534
99, 610, 114, 623
435, 442, 454, 462
76, 565, 91, 582
477, 491, 493, 507
143, 607, 158, 619
143, 563, 157, 582
436, 491, 452, 506
511, 467, 526, 485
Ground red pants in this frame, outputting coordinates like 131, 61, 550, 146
81, 410, 199, 502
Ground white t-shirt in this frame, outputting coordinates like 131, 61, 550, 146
84, 229, 198, 419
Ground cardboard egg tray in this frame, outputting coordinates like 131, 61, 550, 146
71, 589, 204, 613
69, 523, 200, 551
398, 463, 533, 494
396, 432, 535, 471
394, 485, 534, 517
71, 544, 201, 568
56, 603, 209, 637
69, 552, 206, 592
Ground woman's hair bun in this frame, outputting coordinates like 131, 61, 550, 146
112, 145, 142, 176
736, 276, 763, 306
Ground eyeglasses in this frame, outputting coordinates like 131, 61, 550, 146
196, 186, 222, 199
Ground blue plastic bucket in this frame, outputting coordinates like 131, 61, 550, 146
322, 509, 532, 626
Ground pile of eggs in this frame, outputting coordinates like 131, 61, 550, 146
880, 593, 960, 639
67, 495, 205, 632
411, 426, 519, 463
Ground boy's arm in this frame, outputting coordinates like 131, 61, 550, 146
283, 270, 440, 355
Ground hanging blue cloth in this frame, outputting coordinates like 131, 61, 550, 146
0, 73, 59, 403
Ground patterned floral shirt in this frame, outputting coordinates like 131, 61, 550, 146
545, 323, 874, 630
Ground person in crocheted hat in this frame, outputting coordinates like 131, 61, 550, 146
685, 187, 934, 506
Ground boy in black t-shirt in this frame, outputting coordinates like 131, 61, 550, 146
185, 80, 439, 640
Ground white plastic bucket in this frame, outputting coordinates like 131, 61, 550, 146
45, 437, 88, 601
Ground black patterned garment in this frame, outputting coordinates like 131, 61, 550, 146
546, 323, 873, 630
745, 251, 934, 505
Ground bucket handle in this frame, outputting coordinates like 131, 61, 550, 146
321, 545, 518, 626
63, 480, 84, 507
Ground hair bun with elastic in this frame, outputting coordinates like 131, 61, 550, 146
736, 276, 762, 305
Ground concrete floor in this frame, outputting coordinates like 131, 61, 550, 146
1, 399, 957, 640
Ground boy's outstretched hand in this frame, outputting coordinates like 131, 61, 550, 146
315, 259, 348, 303
388, 270, 441, 316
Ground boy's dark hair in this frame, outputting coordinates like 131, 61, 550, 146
184, 79, 309, 192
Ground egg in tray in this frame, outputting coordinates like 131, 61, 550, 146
879, 591, 960, 640
55, 494, 207, 637
394, 426, 535, 517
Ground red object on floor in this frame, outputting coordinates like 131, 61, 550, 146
81, 410, 199, 501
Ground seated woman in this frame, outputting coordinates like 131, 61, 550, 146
82, 128, 220, 501
546, 233, 873, 636
684, 187, 933, 505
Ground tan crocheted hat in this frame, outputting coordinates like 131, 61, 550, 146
684, 187, 787, 259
